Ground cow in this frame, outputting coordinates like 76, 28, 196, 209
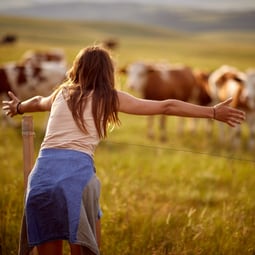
244, 69, 255, 149
120, 62, 212, 141
245, 69, 255, 110
0, 61, 67, 100
1, 34, 17, 44
0, 61, 67, 127
208, 65, 255, 149
102, 38, 119, 51
21, 48, 67, 67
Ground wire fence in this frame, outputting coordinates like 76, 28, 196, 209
104, 140, 255, 164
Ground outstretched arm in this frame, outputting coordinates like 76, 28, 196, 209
117, 90, 245, 127
2, 91, 53, 117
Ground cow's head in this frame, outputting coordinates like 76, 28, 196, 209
212, 66, 246, 107
122, 62, 155, 92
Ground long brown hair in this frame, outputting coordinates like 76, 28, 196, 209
60, 45, 120, 138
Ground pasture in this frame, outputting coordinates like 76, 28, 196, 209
0, 16, 255, 255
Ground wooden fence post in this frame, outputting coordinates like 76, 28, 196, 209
22, 116, 38, 255
22, 116, 35, 189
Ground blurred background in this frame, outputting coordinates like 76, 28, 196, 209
0, 1, 255, 255
1, 0, 255, 32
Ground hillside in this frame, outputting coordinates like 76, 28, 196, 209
0, 2, 255, 32
0, 15, 255, 71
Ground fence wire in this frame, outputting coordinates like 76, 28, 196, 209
104, 141, 255, 164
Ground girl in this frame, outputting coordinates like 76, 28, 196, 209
2, 45, 245, 255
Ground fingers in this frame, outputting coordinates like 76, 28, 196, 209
225, 108, 246, 127
228, 117, 243, 127
2, 91, 19, 107
231, 108, 246, 121
3, 108, 16, 118
3, 108, 13, 117
2, 105, 13, 117
7, 91, 18, 101
1, 91, 20, 118
2, 105, 10, 111
226, 115, 242, 127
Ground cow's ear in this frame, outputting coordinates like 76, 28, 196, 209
234, 72, 247, 83
233, 76, 243, 83
233, 76, 246, 85
147, 65, 155, 74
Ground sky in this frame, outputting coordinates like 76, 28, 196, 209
1, 0, 255, 11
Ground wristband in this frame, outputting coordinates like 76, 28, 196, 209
16, 101, 23, 115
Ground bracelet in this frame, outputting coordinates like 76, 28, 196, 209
16, 101, 23, 115
212, 106, 216, 119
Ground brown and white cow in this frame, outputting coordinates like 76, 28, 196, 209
21, 48, 67, 67
0, 61, 67, 99
121, 62, 212, 141
244, 69, 255, 149
0, 60, 67, 127
208, 65, 255, 149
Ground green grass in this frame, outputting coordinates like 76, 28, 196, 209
0, 15, 255, 255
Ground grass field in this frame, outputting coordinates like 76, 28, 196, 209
0, 15, 255, 255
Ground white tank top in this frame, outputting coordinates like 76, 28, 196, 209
41, 90, 100, 157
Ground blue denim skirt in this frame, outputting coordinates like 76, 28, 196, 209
24, 148, 101, 254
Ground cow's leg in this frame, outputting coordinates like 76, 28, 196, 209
189, 118, 197, 134
159, 115, 167, 142
206, 119, 214, 136
188, 118, 210, 134
231, 125, 242, 149
217, 122, 226, 144
247, 112, 255, 149
248, 127, 255, 150
176, 118, 184, 135
147, 115, 155, 140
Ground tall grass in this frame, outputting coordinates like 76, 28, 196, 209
0, 16, 255, 255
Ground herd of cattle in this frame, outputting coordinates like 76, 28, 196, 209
0, 48, 254, 149
120, 62, 255, 149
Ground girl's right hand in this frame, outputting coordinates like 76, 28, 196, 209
2, 91, 22, 117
